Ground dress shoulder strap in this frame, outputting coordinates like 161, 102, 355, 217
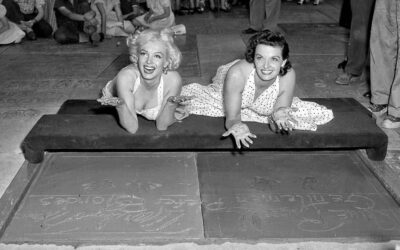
157, 76, 164, 105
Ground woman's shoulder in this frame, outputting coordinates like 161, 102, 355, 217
279, 68, 296, 83
227, 59, 252, 78
116, 64, 139, 82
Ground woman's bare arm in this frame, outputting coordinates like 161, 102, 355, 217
114, 3, 124, 22
0, 17, 10, 34
156, 71, 183, 130
272, 69, 297, 131
274, 69, 296, 110
148, 6, 170, 23
223, 63, 246, 129
222, 61, 257, 148
115, 69, 139, 134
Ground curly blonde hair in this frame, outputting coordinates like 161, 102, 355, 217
126, 28, 182, 71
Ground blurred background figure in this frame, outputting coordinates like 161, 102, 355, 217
2, 0, 53, 40
0, 0, 25, 44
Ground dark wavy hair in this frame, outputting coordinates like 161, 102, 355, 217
245, 30, 292, 76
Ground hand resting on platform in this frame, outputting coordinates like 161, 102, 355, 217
269, 107, 299, 133
222, 122, 257, 149
168, 95, 195, 122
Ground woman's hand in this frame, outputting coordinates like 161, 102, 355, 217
167, 95, 195, 122
174, 107, 189, 121
97, 96, 124, 106
222, 122, 257, 149
83, 10, 96, 21
271, 107, 298, 133
167, 95, 195, 105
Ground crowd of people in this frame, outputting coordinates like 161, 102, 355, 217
0, 0, 398, 148
0, 0, 249, 45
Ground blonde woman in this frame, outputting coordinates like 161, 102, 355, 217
98, 29, 191, 133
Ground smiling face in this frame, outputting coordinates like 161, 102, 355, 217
253, 44, 287, 82
137, 40, 169, 81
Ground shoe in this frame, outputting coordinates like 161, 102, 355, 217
335, 72, 363, 85
26, 31, 37, 40
242, 28, 259, 34
381, 115, 400, 129
196, 7, 204, 13
313, 0, 320, 5
368, 103, 388, 113
188, 8, 195, 14
363, 91, 371, 98
297, 0, 304, 4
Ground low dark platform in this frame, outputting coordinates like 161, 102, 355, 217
20, 98, 388, 163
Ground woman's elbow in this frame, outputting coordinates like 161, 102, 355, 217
156, 123, 168, 131
123, 124, 138, 134
119, 119, 139, 134
156, 118, 174, 131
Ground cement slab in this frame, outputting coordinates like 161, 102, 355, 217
198, 151, 400, 240
280, 23, 347, 55
280, 3, 338, 24
2, 152, 204, 244
2, 38, 127, 55
290, 55, 370, 104
0, 54, 117, 81
0, 79, 105, 109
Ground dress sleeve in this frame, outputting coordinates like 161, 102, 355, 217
35, 0, 45, 8
112, 0, 121, 6
93, 0, 105, 5
0, 4, 6, 18
159, 0, 171, 8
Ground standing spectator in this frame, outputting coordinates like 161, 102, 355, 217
0, 1, 25, 44
53, 0, 100, 44
2, 0, 53, 40
369, 0, 400, 129
335, 0, 375, 85
242, 0, 280, 34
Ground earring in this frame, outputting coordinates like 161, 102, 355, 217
163, 67, 168, 74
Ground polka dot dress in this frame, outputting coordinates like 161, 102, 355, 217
181, 60, 334, 131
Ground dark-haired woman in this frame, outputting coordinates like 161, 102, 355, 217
181, 30, 333, 148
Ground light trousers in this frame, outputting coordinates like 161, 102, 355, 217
249, 0, 280, 31
370, 0, 400, 117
